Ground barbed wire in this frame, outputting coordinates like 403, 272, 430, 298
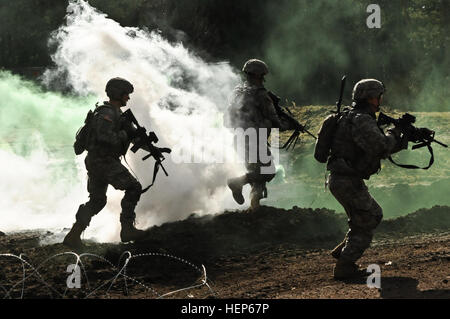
0, 250, 218, 299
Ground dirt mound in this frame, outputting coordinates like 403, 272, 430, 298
377, 205, 450, 236
114, 206, 347, 262
0, 206, 448, 299
112, 205, 450, 262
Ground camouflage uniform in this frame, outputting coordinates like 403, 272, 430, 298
76, 102, 142, 228
227, 81, 290, 208
227, 59, 293, 209
63, 77, 150, 249
327, 103, 407, 264
229, 81, 283, 180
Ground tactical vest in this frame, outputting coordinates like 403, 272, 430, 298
87, 103, 129, 158
227, 84, 267, 129
327, 108, 381, 179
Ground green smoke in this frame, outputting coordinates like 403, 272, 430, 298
263, 1, 361, 104
262, 0, 450, 111
0, 70, 103, 233
0, 70, 96, 178
265, 106, 450, 218
260, 1, 450, 216
0, 71, 93, 151
2, 1, 448, 110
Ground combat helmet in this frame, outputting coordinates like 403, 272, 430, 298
242, 59, 269, 76
105, 77, 134, 100
352, 79, 385, 102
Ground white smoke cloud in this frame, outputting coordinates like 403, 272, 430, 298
0, 129, 122, 243
37, 0, 247, 240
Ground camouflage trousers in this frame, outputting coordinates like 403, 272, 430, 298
75, 155, 142, 227
243, 137, 276, 198
328, 173, 383, 263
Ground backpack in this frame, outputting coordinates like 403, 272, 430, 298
314, 113, 340, 163
73, 109, 95, 155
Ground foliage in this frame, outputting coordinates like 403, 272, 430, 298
1, 0, 448, 107
264, 103, 450, 217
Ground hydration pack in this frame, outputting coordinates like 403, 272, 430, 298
73, 109, 95, 155
314, 113, 340, 163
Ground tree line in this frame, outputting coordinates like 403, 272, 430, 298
1, 0, 448, 109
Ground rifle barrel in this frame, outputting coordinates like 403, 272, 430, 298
304, 129, 317, 139
433, 139, 448, 148
160, 163, 169, 176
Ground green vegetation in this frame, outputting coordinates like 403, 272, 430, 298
1, 0, 449, 110
265, 104, 450, 218
1, 0, 448, 221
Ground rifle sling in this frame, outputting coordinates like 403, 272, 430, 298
141, 161, 160, 193
387, 142, 434, 170
268, 130, 300, 149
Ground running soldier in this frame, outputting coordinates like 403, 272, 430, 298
320, 79, 408, 279
63, 78, 149, 249
226, 59, 292, 211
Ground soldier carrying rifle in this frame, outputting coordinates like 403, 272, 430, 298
315, 79, 409, 279
63, 78, 170, 249
226, 59, 306, 212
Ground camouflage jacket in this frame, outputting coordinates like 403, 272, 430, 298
327, 103, 407, 179
87, 102, 137, 159
226, 82, 285, 130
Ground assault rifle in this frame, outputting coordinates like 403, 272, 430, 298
268, 91, 316, 150
122, 109, 171, 192
377, 112, 447, 169
335, 75, 346, 115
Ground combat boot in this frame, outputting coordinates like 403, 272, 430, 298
63, 221, 87, 250
249, 194, 261, 212
248, 184, 264, 212
331, 239, 347, 259
227, 176, 247, 205
120, 221, 147, 242
333, 258, 367, 280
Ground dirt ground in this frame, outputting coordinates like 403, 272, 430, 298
0, 206, 449, 299
209, 232, 450, 299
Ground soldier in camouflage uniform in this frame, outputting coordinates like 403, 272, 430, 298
226, 59, 292, 211
327, 79, 408, 279
63, 78, 148, 249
